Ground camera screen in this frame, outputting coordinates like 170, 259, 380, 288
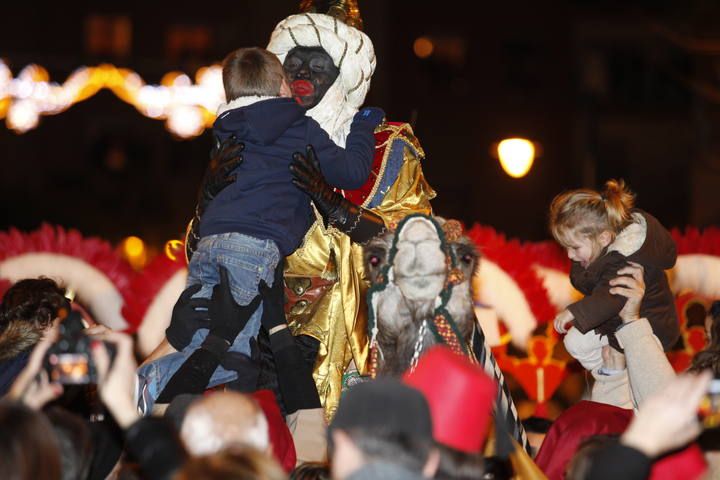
48, 353, 90, 384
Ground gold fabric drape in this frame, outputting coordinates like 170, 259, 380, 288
285, 123, 435, 419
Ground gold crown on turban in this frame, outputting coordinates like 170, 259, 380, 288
299, 0, 363, 30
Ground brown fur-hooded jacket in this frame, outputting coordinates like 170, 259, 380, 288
567, 210, 680, 352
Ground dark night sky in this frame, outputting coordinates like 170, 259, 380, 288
2, 0, 719, 249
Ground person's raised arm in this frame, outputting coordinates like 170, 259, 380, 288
185, 137, 245, 261
290, 145, 386, 244
5, 324, 63, 409
610, 262, 676, 405
91, 331, 187, 480
306, 108, 384, 189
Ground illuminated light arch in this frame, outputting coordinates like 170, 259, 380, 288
0, 61, 224, 138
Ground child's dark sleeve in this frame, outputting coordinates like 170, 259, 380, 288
567, 256, 630, 333
306, 108, 384, 190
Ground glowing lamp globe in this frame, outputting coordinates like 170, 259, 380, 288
497, 138, 535, 178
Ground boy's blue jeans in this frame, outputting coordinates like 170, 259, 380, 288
137, 232, 279, 414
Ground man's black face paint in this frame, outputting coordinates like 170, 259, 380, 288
283, 47, 340, 110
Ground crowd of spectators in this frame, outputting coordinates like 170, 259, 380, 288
1, 263, 718, 479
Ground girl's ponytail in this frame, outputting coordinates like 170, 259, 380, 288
602, 179, 635, 232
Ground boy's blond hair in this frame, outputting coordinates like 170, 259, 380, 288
222, 47, 287, 101
549, 179, 635, 248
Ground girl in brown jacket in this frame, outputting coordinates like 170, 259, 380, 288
549, 179, 680, 408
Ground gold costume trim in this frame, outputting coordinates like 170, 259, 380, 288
285, 126, 435, 420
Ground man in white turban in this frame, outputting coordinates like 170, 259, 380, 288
265, 7, 436, 419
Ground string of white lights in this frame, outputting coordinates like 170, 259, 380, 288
0, 60, 225, 138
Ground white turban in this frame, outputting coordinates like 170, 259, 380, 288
267, 13, 376, 146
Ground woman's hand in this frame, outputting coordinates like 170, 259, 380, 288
6, 324, 63, 409
90, 331, 140, 429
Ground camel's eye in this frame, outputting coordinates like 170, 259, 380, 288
461, 253, 474, 265
369, 255, 381, 267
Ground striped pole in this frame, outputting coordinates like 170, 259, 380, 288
472, 325, 530, 454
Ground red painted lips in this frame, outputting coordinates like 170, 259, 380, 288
291, 80, 314, 97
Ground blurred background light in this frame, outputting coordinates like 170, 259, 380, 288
413, 36, 434, 59
166, 105, 205, 139
497, 138, 536, 178
122, 235, 147, 270
7, 99, 39, 133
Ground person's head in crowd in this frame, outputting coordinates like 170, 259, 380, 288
565, 434, 618, 480
222, 47, 292, 103
0, 278, 68, 361
173, 446, 286, 480
86, 419, 125, 480
165, 393, 200, 433
180, 391, 270, 456
328, 378, 439, 479
690, 300, 720, 377
0, 401, 62, 480
522, 416, 554, 458
549, 179, 635, 268
290, 462, 331, 480
403, 346, 496, 479
45, 406, 94, 480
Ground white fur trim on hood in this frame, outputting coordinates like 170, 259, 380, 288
608, 212, 647, 257
216, 96, 279, 117
267, 13, 376, 147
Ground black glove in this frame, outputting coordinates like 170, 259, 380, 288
259, 262, 287, 332
185, 137, 245, 261
199, 137, 245, 214
290, 145, 386, 244
200, 266, 262, 357
165, 284, 211, 351
223, 338, 261, 392
156, 348, 220, 403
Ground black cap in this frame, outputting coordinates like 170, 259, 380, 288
329, 378, 433, 439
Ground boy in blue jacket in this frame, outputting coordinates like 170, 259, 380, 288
137, 47, 383, 410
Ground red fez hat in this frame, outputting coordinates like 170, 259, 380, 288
403, 345, 497, 453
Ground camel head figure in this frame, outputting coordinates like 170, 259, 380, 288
364, 214, 480, 376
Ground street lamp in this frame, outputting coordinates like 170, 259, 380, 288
497, 138, 535, 178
